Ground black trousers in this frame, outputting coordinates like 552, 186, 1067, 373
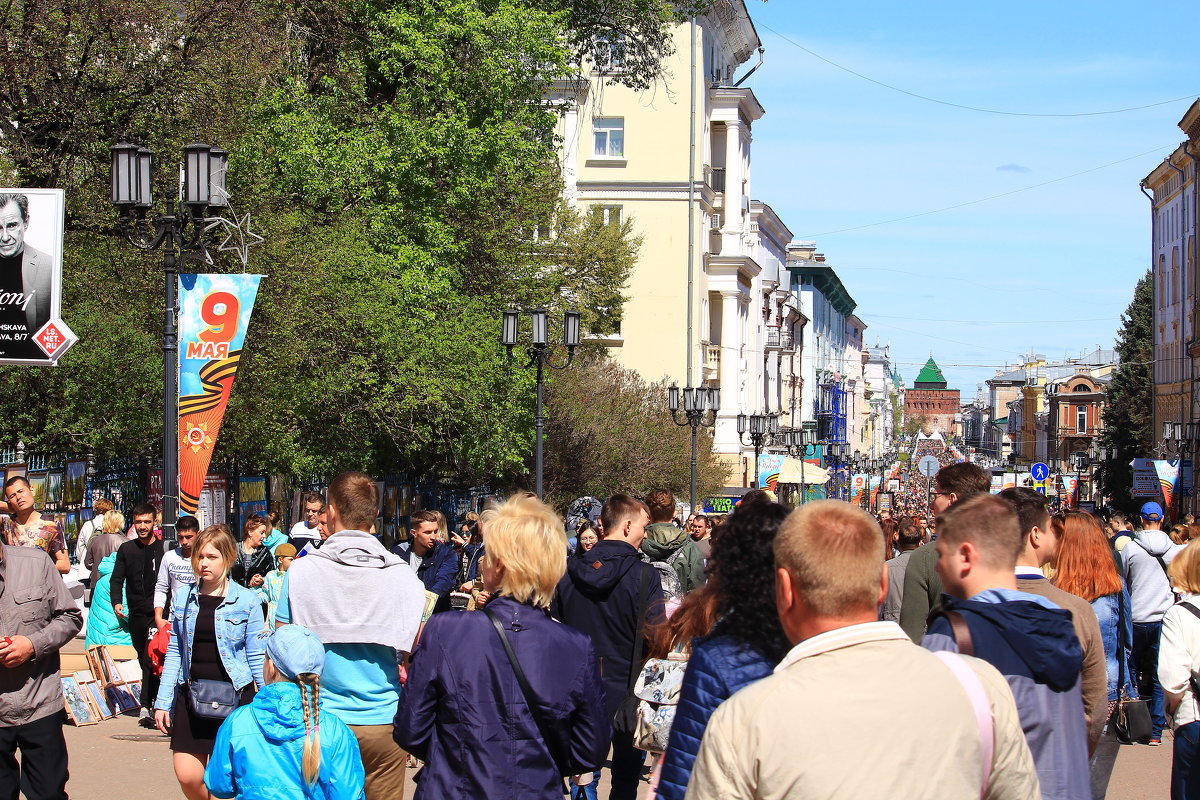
0, 711, 69, 800
127, 612, 160, 709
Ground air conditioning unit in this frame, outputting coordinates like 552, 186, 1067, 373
710, 213, 723, 231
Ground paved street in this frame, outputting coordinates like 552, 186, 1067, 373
53, 703, 1171, 799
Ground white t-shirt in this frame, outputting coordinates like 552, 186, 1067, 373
289, 520, 320, 543
154, 547, 198, 613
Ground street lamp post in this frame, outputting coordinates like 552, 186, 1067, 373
737, 412, 779, 489
669, 384, 720, 514
502, 308, 580, 499
110, 142, 230, 544
782, 428, 816, 504
824, 443, 850, 500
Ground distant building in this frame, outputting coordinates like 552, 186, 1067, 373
903, 357, 960, 436
1143, 99, 1199, 457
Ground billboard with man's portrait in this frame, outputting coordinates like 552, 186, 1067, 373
0, 188, 75, 365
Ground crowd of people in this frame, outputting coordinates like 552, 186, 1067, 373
3, 465, 1200, 799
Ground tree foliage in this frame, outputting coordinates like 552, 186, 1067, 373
1100, 270, 1153, 511
0, 0, 688, 484
541, 353, 728, 508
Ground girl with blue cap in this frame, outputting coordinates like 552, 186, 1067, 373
204, 625, 365, 800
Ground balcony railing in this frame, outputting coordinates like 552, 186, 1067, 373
766, 327, 795, 351
702, 342, 721, 380
709, 166, 726, 193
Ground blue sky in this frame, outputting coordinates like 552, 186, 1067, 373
741, 0, 1198, 394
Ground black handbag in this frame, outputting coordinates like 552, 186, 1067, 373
612, 567, 650, 737
1113, 591, 1151, 744
180, 588, 240, 722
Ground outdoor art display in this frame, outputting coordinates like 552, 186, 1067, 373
63, 459, 87, 505
0, 188, 76, 364
177, 274, 262, 514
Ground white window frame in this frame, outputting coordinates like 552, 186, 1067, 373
592, 117, 624, 159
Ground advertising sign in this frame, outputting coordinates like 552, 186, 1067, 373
0, 189, 76, 364
177, 274, 262, 514
850, 474, 868, 505
1003, 472, 1016, 491
757, 453, 786, 493
990, 474, 1003, 494
1131, 459, 1166, 498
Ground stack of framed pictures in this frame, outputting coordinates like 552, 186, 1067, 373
80, 644, 143, 720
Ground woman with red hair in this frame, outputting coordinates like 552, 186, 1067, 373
1053, 511, 1136, 795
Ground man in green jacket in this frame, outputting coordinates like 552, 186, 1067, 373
898, 461, 991, 641
640, 489, 705, 594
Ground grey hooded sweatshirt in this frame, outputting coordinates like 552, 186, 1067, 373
1124, 528, 1184, 624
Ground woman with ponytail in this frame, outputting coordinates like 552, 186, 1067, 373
204, 625, 365, 800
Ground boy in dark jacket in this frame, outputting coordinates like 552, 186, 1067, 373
552, 494, 663, 800
640, 489, 704, 594
923, 493, 1089, 800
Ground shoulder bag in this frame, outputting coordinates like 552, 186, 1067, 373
181, 588, 240, 721
1113, 591, 1152, 744
612, 566, 651, 737
484, 607, 570, 777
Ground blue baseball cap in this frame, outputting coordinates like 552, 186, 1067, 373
1140, 502, 1164, 521
262, 625, 325, 679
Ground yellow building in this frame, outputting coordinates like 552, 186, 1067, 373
556, 2, 807, 479
1143, 99, 1199, 457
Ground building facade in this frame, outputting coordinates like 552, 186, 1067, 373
1144, 99, 1199, 456
903, 357, 960, 436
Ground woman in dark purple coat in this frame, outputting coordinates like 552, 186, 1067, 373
394, 494, 610, 799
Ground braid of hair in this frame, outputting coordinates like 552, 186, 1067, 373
298, 673, 321, 785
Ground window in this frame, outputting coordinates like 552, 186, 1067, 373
1076, 405, 1087, 433
594, 31, 626, 72
593, 117, 624, 158
599, 205, 622, 226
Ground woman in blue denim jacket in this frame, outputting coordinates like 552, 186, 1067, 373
154, 525, 266, 800
1052, 511, 1135, 798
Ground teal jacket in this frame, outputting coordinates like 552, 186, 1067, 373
205, 681, 365, 800
85, 552, 132, 649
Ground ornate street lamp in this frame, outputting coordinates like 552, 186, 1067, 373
502, 309, 580, 498
668, 384, 720, 514
737, 412, 779, 488
782, 427, 816, 504
110, 141, 231, 543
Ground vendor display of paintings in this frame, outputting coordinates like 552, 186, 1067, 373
64, 460, 87, 505
27, 472, 46, 507
44, 471, 63, 506
61, 677, 97, 725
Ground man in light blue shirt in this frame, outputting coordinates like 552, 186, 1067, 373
276, 472, 424, 800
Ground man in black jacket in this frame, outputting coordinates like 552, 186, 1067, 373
111, 502, 163, 726
552, 494, 662, 800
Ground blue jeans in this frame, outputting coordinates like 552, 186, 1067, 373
1173, 721, 1200, 800
1133, 621, 1167, 738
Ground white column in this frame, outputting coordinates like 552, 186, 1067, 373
713, 288, 743, 454
722, 119, 743, 235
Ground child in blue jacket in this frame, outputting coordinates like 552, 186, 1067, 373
204, 625, 365, 800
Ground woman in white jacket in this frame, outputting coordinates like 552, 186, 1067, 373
1159, 538, 1200, 799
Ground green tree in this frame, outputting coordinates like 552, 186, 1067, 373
541, 353, 728, 508
0, 0, 682, 487
1099, 270, 1153, 511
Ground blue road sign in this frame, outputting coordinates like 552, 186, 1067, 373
1031, 462, 1050, 482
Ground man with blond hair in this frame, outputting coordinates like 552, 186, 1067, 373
924, 494, 1088, 800
687, 500, 1038, 800
276, 472, 424, 800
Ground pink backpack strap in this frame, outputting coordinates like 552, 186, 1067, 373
934, 651, 994, 798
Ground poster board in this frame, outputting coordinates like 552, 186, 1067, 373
0, 188, 76, 364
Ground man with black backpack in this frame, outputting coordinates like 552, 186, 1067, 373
552, 494, 663, 800
1122, 501, 1184, 745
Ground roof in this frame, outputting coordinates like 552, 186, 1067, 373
913, 357, 948, 389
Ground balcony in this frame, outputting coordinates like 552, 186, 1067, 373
708, 166, 726, 193
702, 342, 721, 381
766, 327, 795, 352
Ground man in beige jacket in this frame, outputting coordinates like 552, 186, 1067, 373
686, 500, 1038, 800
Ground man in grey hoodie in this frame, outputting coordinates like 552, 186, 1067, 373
275, 471, 425, 800
1123, 501, 1183, 744
640, 489, 704, 594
